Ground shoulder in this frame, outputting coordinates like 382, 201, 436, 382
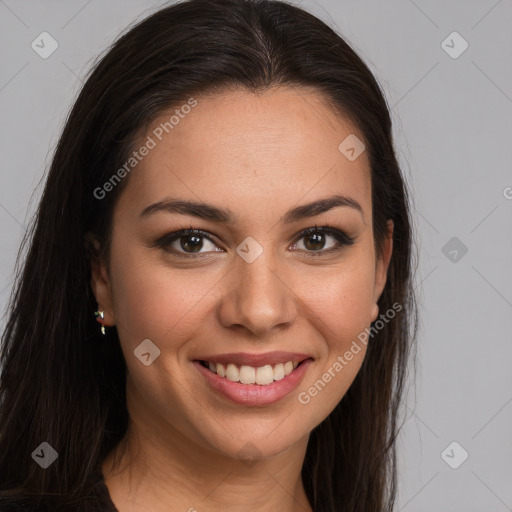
0, 499, 118, 512
0, 479, 118, 512
0, 467, 117, 512
0, 502, 44, 512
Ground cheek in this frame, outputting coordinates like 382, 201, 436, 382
116, 281, 210, 351
291, 256, 376, 408
297, 260, 376, 345
109, 244, 217, 351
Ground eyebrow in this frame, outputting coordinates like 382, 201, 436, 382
139, 194, 364, 224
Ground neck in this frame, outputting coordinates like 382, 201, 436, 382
102, 381, 313, 512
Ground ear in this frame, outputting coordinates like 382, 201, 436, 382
371, 219, 394, 322
84, 233, 116, 326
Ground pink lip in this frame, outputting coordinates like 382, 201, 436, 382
193, 358, 313, 406
193, 351, 312, 366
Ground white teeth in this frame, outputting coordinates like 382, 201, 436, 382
239, 365, 256, 384
273, 363, 285, 381
255, 365, 274, 385
205, 360, 301, 385
217, 363, 226, 378
225, 363, 239, 382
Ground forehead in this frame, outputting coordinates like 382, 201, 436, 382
117, 86, 371, 221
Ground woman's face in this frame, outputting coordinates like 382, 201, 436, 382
92, 86, 392, 462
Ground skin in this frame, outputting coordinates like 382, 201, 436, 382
91, 85, 393, 512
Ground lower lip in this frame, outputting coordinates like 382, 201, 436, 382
193, 359, 313, 406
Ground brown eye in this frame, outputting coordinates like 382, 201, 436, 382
303, 232, 327, 251
155, 228, 221, 257
292, 226, 355, 256
179, 233, 204, 253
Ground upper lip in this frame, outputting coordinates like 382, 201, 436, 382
194, 351, 313, 367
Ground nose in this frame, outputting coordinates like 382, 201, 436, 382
217, 247, 297, 337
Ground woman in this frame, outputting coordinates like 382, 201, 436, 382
0, 0, 418, 510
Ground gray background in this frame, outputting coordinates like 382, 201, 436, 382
1, 0, 511, 510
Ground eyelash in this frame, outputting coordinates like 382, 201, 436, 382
153, 224, 355, 259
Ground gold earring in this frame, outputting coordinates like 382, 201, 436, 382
94, 309, 106, 335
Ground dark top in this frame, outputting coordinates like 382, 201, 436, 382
92, 471, 119, 511
0, 471, 119, 512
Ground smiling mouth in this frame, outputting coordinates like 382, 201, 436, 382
198, 359, 310, 386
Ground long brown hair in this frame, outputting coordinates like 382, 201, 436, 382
0, 1, 418, 510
